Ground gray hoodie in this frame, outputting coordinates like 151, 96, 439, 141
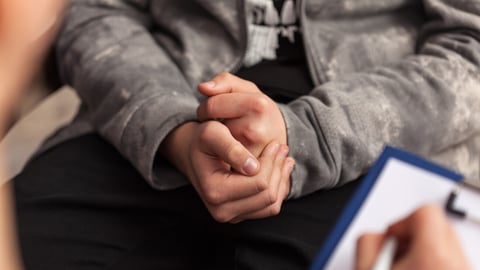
52, 0, 480, 199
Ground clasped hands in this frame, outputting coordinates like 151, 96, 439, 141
162, 72, 293, 223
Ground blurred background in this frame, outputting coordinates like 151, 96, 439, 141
0, 68, 80, 183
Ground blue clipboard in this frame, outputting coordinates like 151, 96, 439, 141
309, 146, 463, 270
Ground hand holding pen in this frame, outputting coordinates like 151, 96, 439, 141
355, 204, 470, 270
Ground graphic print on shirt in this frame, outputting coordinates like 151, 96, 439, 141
244, 0, 301, 67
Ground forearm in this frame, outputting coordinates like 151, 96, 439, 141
57, 0, 198, 189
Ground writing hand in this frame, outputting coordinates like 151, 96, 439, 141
161, 121, 294, 223
355, 204, 470, 270
197, 72, 287, 159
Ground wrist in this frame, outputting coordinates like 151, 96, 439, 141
160, 121, 199, 178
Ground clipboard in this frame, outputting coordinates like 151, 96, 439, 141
310, 146, 480, 269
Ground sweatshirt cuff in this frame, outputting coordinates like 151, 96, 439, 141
119, 94, 197, 190
278, 102, 338, 199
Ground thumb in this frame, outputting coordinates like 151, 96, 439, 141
198, 72, 259, 97
201, 121, 260, 176
198, 80, 232, 97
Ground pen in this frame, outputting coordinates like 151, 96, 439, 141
371, 236, 397, 270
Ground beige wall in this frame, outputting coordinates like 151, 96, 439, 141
0, 83, 79, 183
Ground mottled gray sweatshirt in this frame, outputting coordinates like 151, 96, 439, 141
52, 0, 480, 199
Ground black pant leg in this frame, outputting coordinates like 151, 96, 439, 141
12, 134, 225, 270
219, 180, 360, 270
13, 133, 359, 270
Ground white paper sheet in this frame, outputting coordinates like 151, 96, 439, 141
325, 158, 480, 269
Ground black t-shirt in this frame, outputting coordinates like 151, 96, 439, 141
237, 0, 313, 103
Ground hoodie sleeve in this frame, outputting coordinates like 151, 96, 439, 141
56, 0, 196, 189
282, 0, 480, 198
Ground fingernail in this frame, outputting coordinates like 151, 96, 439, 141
204, 81, 216, 88
243, 157, 259, 175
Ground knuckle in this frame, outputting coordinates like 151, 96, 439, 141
269, 203, 282, 216
256, 179, 268, 192
211, 208, 231, 223
252, 95, 270, 113
243, 123, 267, 144
266, 189, 278, 205
226, 143, 245, 162
198, 122, 221, 143
217, 71, 231, 81
204, 190, 223, 205
245, 81, 259, 91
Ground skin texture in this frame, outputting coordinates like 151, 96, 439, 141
355, 204, 471, 270
162, 71, 293, 223
197, 72, 288, 159
161, 120, 294, 223
0, 1, 65, 269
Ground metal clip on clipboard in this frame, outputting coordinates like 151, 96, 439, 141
445, 181, 480, 225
